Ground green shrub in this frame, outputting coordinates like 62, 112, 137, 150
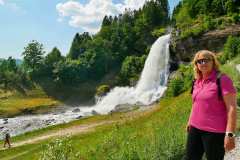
203, 16, 216, 31
40, 137, 82, 160
219, 36, 240, 64
232, 13, 240, 23
151, 27, 166, 38
166, 64, 194, 97
166, 78, 185, 97
117, 55, 147, 86
96, 84, 110, 97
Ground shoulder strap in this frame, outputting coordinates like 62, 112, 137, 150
216, 71, 223, 100
190, 79, 196, 94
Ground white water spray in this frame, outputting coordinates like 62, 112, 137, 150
93, 34, 171, 114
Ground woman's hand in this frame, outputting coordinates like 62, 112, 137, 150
224, 136, 235, 152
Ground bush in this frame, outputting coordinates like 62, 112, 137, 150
117, 55, 147, 86
203, 16, 216, 31
219, 36, 240, 64
96, 84, 110, 97
40, 137, 82, 160
166, 78, 184, 97
151, 27, 166, 38
231, 13, 240, 23
166, 64, 193, 97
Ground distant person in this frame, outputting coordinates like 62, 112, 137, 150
185, 50, 237, 160
3, 132, 11, 148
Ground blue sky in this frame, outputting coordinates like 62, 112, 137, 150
0, 0, 180, 59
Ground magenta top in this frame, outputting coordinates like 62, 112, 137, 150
189, 69, 236, 133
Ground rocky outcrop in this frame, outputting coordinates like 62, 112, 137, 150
169, 24, 240, 68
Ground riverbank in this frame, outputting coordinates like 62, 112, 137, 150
0, 88, 62, 118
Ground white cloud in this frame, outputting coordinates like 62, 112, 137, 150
0, 0, 5, 5
56, 0, 148, 34
0, 0, 26, 14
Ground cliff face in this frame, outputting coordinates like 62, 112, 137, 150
169, 24, 240, 70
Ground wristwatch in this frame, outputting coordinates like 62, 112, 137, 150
225, 132, 236, 138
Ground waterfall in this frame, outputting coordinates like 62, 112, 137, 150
0, 34, 171, 138
93, 34, 171, 114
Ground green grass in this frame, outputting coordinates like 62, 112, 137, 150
0, 92, 192, 160
0, 88, 62, 118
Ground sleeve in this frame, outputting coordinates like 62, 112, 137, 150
220, 75, 237, 96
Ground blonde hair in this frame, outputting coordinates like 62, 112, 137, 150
192, 50, 220, 79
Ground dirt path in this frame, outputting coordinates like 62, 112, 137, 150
0, 107, 154, 151
0, 120, 116, 150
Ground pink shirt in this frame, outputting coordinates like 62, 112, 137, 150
189, 69, 236, 133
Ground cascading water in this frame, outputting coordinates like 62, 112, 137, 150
0, 34, 171, 138
93, 34, 171, 114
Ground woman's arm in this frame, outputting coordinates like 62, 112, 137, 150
224, 93, 237, 133
223, 93, 237, 152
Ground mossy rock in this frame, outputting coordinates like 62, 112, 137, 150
96, 85, 110, 97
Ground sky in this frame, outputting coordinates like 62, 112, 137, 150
0, 0, 181, 59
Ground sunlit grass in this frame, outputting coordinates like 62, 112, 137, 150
0, 88, 61, 117
0, 92, 192, 160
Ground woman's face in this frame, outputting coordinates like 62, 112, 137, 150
196, 53, 213, 75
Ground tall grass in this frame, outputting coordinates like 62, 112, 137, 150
38, 93, 191, 160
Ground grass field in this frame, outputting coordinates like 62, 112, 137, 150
0, 92, 193, 160
0, 88, 62, 118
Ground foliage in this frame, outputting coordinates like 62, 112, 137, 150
165, 64, 194, 97
68, 32, 92, 60
13, 0, 170, 90
219, 36, 240, 63
117, 55, 147, 86
172, 0, 240, 39
40, 137, 82, 160
22, 40, 45, 72
44, 47, 64, 77
151, 27, 166, 38
96, 85, 110, 97
0, 57, 32, 93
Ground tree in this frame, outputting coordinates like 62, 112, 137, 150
45, 47, 63, 67
6, 57, 17, 72
211, 0, 226, 16
0, 57, 17, 72
22, 40, 45, 71
102, 16, 112, 27
0, 57, 31, 93
68, 32, 91, 60
43, 47, 64, 77
221, 36, 240, 62
118, 55, 146, 86
225, 0, 237, 14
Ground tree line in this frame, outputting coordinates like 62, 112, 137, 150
0, 0, 170, 95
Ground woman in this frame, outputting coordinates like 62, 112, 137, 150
185, 50, 237, 160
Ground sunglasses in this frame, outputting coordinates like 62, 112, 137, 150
195, 58, 212, 64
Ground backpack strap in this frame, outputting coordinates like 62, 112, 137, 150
216, 71, 223, 100
190, 79, 196, 94
190, 72, 223, 100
